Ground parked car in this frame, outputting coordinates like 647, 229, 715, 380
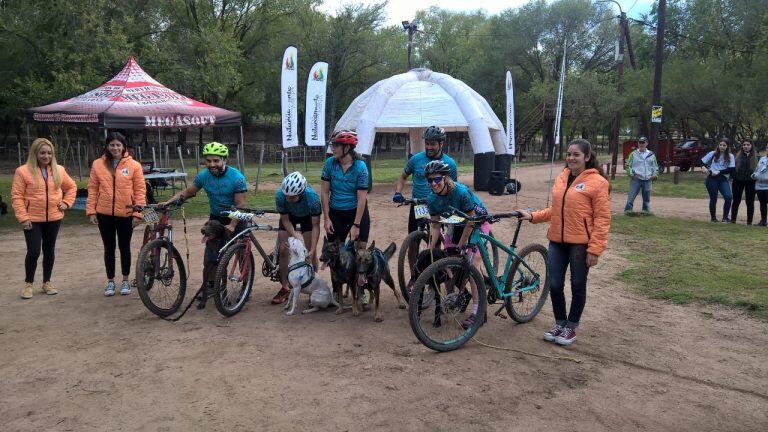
673, 138, 716, 171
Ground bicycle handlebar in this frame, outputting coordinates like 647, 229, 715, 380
396, 197, 428, 207
444, 206, 522, 223
128, 197, 185, 212
235, 207, 279, 214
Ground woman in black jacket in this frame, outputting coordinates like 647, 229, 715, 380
730, 139, 757, 224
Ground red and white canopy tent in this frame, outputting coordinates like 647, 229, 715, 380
27, 57, 245, 176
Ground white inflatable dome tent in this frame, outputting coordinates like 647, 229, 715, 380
334, 68, 511, 190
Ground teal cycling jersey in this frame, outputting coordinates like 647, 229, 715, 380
275, 185, 322, 217
427, 182, 487, 217
321, 157, 369, 210
404, 151, 458, 199
193, 166, 247, 217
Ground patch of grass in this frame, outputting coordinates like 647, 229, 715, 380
612, 214, 768, 319
610, 171, 709, 199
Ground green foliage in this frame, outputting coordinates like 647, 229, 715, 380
613, 214, 768, 320
1, 0, 767, 147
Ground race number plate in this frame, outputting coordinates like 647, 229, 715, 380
141, 208, 159, 224
439, 215, 465, 224
413, 204, 430, 219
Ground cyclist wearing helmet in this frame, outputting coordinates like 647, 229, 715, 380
393, 126, 458, 233
270, 171, 322, 304
424, 159, 489, 329
166, 142, 247, 234
321, 130, 370, 248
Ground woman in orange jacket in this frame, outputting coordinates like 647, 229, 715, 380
12, 138, 77, 299
518, 139, 611, 346
86, 131, 146, 296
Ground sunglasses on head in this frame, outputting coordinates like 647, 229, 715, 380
427, 176, 444, 184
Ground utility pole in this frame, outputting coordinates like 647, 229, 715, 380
402, 20, 418, 70
599, 0, 627, 180
610, 11, 627, 180
650, 0, 667, 158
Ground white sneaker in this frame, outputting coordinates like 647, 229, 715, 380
119, 280, 131, 296
105, 281, 116, 297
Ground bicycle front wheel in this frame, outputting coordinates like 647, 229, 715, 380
504, 243, 549, 323
135, 239, 187, 318
397, 230, 430, 302
408, 257, 487, 352
214, 242, 255, 317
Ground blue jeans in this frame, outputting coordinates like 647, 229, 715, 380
624, 177, 652, 212
547, 242, 590, 329
704, 176, 732, 221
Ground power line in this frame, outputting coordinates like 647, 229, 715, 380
628, 17, 753, 54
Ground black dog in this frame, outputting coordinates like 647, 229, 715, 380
0, 194, 7, 215
354, 241, 403, 322
197, 220, 226, 309
319, 239, 357, 315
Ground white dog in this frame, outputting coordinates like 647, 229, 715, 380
284, 237, 337, 315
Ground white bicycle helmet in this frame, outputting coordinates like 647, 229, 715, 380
281, 171, 307, 196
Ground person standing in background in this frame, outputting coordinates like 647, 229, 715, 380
624, 137, 659, 215
730, 139, 757, 224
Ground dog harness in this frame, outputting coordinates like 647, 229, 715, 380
358, 249, 385, 287
287, 261, 316, 289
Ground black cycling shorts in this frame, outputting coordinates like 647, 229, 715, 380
278, 213, 318, 233
327, 206, 370, 243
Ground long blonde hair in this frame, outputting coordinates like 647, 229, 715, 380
26, 138, 62, 188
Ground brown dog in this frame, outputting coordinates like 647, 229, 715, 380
197, 220, 226, 309
354, 241, 404, 322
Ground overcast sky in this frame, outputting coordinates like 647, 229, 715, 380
317, 0, 655, 25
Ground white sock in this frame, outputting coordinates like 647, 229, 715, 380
472, 303, 478, 314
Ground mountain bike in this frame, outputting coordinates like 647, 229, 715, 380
213, 208, 280, 317
396, 197, 500, 303
408, 209, 549, 352
131, 199, 188, 318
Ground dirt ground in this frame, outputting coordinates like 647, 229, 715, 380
1, 164, 766, 431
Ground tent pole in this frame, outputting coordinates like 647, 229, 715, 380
239, 125, 246, 173
197, 127, 202, 175
23, 123, 29, 166
76, 139, 83, 182
177, 145, 186, 173
152, 147, 157, 168
255, 142, 265, 191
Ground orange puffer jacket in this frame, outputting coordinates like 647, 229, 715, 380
86, 155, 146, 218
12, 165, 77, 223
531, 168, 611, 256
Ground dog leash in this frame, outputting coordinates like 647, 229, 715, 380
181, 207, 190, 278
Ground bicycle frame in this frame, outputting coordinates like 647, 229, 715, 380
218, 222, 280, 284
467, 219, 541, 298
